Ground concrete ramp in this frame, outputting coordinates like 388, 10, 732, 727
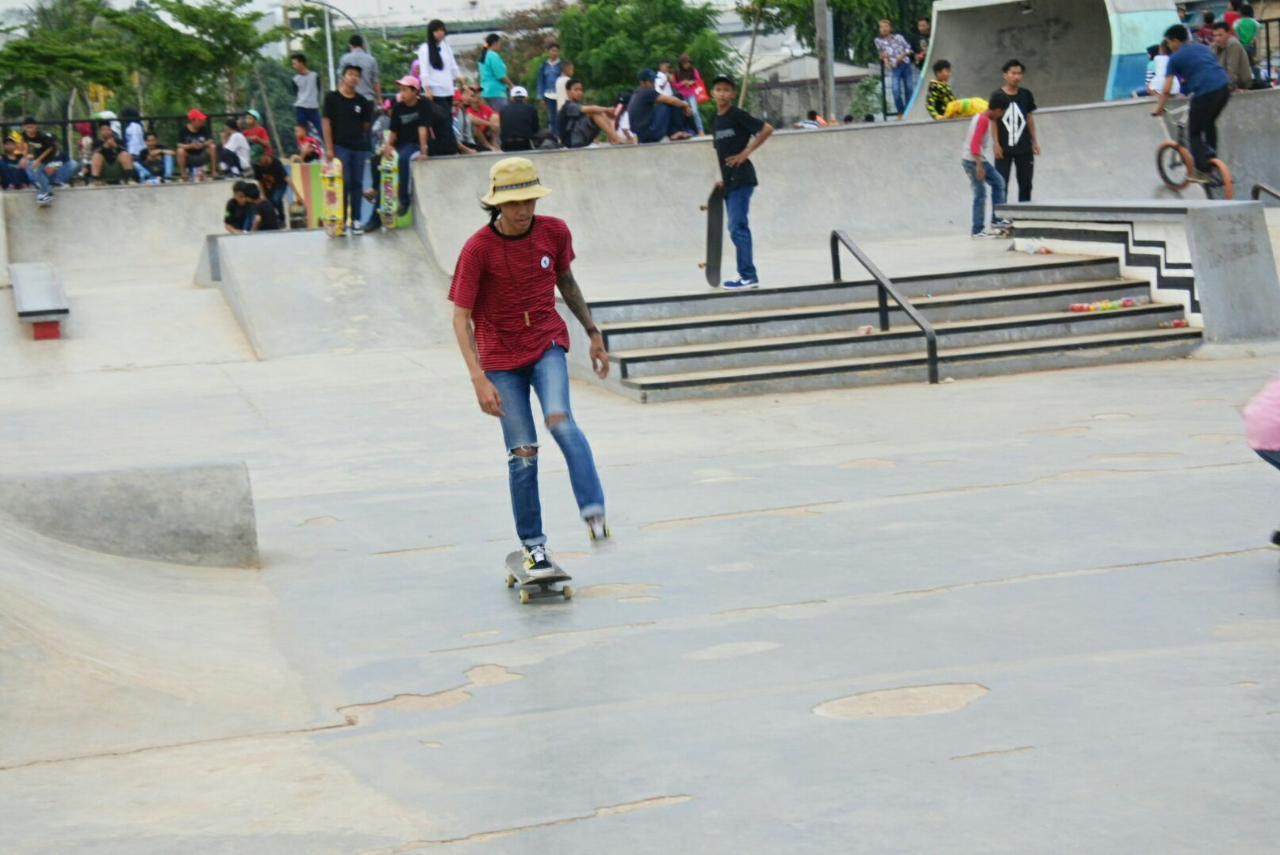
213, 229, 452, 359
0, 463, 259, 568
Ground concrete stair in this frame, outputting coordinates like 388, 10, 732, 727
589, 259, 1202, 402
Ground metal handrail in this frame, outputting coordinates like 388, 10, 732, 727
829, 229, 939, 384
1252, 183, 1280, 202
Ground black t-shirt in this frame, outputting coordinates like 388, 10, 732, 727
324, 90, 373, 151
139, 145, 166, 168
498, 100, 539, 144
911, 33, 930, 67
179, 125, 211, 147
225, 198, 247, 226
426, 100, 458, 156
253, 157, 287, 191
24, 131, 58, 163
628, 87, 659, 133
559, 101, 595, 148
993, 87, 1037, 156
93, 136, 124, 164
712, 106, 765, 189
249, 198, 280, 231
390, 99, 429, 146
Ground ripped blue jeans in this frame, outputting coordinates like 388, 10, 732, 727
486, 345, 605, 546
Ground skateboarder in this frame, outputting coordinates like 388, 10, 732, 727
323, 64, 373, 234
709, 74, 774, 290
990, 59, 1039, 203
448, 157, 612, 575
962, 91, 1012, 239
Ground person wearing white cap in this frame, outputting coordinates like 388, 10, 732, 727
448, 157, 612, 575
498, 85, 539, 152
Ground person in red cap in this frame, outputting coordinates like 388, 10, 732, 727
449, 157, 612, 575
177, 108, 217, 180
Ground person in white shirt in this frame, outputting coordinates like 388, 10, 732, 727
121, 107, 146, 157
414, 19, 463, 133
219, 118, 251, 176
553, 59, 575, 138
1147, 41, 1182, 96
655, 60, 675, 96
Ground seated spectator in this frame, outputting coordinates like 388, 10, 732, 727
0, 137, 30, 189
553, 59, 575, 137
672, 55, 707, 136
243, 183, 280, 231
135, 132, 175, 183
251, 144, 289, 223
927, 60, 956, 119
444, 90, 478, 155
613, 90, 636, 142
75, 121, 94, 184
177, 109, 217, 180
242, 109, 272, 156
796, 110, 825, 129
90, 122, 134, 184
224, 181, 251, 234
220, 118, 252, 176
464, 85, 501, 151
498, 85, 539, 151
1196, 10, 1215, 44
1212, 21, 1253, 90
121, 107, 146, 159
293, 123, 322, 162
21, 117, 78, 204
627, 69, 693, 143
558, 78, 625, 147
1146, 41, 1182, 96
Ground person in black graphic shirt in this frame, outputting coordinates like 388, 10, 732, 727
367, 74, 431, 230
323, 64, 373, 234
710, 75, 773, 291
990, 58, 1040, 202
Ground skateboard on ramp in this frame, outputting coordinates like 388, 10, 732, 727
378, 132, 399, 230
505, 550, 572, 604
321, 158, 344, 237
697, 184, 725, 288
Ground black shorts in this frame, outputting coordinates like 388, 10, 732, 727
185, 147, 210, 167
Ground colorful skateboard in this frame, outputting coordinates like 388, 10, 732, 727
320, 157, 344, 237
505, 550, 572, 604
379, 131, 399, 230
698, 184, 725, 288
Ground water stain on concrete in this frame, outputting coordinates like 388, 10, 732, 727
950, 745, 1035, 761
372, 544, 453, 557
925, 459, 959, 467
462, 630, 500, 639
684, 641, 781, 660
338, 665, 521, 725
1193, 433, 1240, 442
420, 741, 442, 749
1022, 426, 1089, 436
1234, 681, 1260, 688
641, 502, 837, 531
814, 683, 989, 719
574, 583, 661, 599
299, 516, 340, 527
1211, 618, 1280, 640
692, 475, 756, 484
838, 458, 896, 469
619, 596, 660, 603
1092, 413, 1132, 420
719, 599, 827, 616
708, 561, 755, 573
1089, 452, 1182, 461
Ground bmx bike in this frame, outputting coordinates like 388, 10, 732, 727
1155, 104, 1233, 200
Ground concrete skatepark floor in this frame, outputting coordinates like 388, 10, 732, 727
2, 337, 1279, 852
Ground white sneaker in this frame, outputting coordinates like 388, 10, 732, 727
721, 277, 760, 290
523, 544, 556, 576
586, 515, 611, 547
351, 221, 365, 236
971, 229, 1002, 240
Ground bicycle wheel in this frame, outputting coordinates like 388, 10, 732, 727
1204, 158, 1234, 200
1156, 141, 1193, 191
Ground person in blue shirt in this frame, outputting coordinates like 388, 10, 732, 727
536, 44, 561, 136
1152, 23, 1232, 172
478, 34, 513, 110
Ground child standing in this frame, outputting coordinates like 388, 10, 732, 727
710, 74, 774, 290
961, 90, 1012, 239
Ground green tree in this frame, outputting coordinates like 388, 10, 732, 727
557, 0, 732, 103
741, 0, 933, 64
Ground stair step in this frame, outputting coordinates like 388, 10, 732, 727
624, 327, 1203, 394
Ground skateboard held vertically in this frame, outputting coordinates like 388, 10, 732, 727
698, 184, 725, 288
505, 550, 572, 604
379, 131, 399, 229
320, 158, 345, 237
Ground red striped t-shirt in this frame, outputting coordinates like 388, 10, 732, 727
448, 216, 575, 371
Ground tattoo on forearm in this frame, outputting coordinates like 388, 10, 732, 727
557, 270, 596, 333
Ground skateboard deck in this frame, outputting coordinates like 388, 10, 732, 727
698, 184, 725, 288
504, 550, 572, 604
379, 132, 399, 230
320, 158, 344, 237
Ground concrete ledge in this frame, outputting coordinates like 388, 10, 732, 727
0, 462, 259, 568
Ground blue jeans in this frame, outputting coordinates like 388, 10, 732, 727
136, 155, 173, 182
0, 160, 30, 189
295, 106, 322, 137
725, 184, 757, 281
486, 345, 605, 547
684, 94, 704, 134
1257, 449, 1280, 472
26, 159, 78, 194
333, 144, 368, 226
637, 103, 681, 143
892, 62, 914, 116
395, 142, 416, 208
962, 159, 1006, 235
545, 97, 559, 137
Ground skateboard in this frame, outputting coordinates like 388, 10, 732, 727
697, 183, 725, 288
378, 131, 399, 230
505, 550, 572, 604
320, 157, 344, 237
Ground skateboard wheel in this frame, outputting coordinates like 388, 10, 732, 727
506, 573, 516, 588
520, 589, 530, 604
562, 586, 572, 600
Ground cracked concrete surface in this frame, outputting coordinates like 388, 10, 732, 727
2, 324, 1280, 851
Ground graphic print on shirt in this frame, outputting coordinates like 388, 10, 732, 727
1002, 102, 1027, 148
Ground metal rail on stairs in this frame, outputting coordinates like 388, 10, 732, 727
829, 230, 939, 384
1252, 184, 1280, 202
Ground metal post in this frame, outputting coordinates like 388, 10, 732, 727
877, 285, 890, 331
814, 0, 834, 120
879, 62, 889, 121
324, 8, 336, 91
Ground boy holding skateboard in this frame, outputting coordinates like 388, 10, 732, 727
710, 75, 773, 290
323, 64, 373, 234
449, 157, 611, 576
